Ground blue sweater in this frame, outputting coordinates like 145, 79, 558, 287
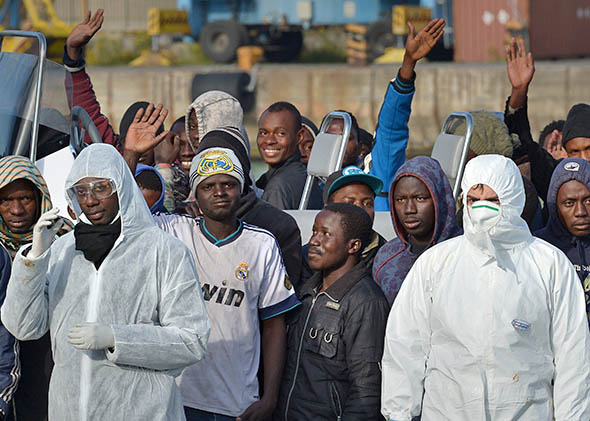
370, 72, 415, 211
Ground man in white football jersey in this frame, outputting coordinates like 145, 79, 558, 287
153, 137, 300, 421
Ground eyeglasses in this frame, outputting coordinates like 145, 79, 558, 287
67, 179, 117, 203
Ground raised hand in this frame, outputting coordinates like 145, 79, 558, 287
124, 104, 170, 156
505, 37, 535, 91
546, 131, 568, 160
404, 18, 445, 63
122, 104, 170, 174
66, 9, 104, 61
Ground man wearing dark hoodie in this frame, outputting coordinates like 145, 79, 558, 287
373, 156, 462, 304
535, 158, 590, 319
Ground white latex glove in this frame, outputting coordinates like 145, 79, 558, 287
67, 323, 115, 350
29, 208, 63, 259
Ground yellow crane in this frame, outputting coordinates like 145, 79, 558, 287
0, 0, 74, 59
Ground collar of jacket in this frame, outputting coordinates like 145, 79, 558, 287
300, 263, 368, 302
256, 150, 303, 190
363, 230, 385, 259
235, 188, 257, 219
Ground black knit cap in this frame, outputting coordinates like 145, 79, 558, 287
197, 127, 252, 191
119, 101, 164, 141
562, 103, 590, 146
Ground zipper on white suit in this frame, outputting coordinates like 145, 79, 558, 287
79, 269, 103, 421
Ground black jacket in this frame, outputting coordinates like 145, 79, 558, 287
505, 96, 558, 202
256, 151, 323, 210
275, 265, 389, 421
236, 189, 303, 291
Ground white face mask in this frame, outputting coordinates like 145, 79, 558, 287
469, 200, 501, 232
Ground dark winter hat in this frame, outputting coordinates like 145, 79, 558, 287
323, 165, 383, 203
301, 116, 319, 139
119, 101, 164, 141
562, 103, 590, 146
197, 126, 252, 190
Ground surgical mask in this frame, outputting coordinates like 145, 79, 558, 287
469, 200, 501, 232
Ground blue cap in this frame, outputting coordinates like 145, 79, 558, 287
323, 166, 383, 203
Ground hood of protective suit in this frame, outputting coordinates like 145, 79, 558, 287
3, 144, 210, 421
535, 158, 590, 283
65, 144, 155, 235
134, 164, 166, 214
462, 155, 531, 261
373, 156, 462, 304
185, 90, 250, 151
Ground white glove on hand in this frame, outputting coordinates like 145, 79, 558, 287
67, 323, 115, 350
29, 208, 63, 259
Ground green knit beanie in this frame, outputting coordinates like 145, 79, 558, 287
450, 111, 521, 157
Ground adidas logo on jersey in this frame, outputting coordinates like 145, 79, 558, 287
202, 284, 245, 307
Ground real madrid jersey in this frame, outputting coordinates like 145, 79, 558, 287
152, 213, 300, 417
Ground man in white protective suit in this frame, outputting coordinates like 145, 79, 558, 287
1, 143, 210, 421
381, 154, 590, 420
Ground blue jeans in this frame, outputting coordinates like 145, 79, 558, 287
184, 406, 235, 421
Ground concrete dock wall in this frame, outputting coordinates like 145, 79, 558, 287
87, 60, 590, 155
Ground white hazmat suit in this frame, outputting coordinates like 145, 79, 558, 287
1, 144, 210, 421
381, 154, 590, 420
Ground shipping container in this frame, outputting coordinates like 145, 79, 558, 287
453, 0, 590, 62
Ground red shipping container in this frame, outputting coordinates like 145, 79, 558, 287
453, 0, 590, 62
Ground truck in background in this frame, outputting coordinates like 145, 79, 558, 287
178, 0, 425, 63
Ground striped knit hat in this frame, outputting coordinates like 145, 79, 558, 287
0, 156, 73, 258
190, 147, 245, 194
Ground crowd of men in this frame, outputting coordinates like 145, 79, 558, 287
0, 8, 587, 421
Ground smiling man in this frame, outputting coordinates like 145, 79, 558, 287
373, 156, 461, 304
536, 158, 590, 319
382, 154, 590, 420
153, 144, 299, 421
256, 101, 322, 209
276, 202, 389, 420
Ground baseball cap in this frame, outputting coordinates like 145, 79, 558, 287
323, 166, 383, 203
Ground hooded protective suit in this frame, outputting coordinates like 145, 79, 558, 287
381, 154, 590, 421
535, 158, 590, 319
1, 144, 210, 421
372, 156, 462, 304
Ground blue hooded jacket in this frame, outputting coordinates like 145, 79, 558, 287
535, 158, 590, 317
372, 156, 462, 304
135, 164, 166, 214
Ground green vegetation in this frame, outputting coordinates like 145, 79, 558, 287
86, 31, 213, 66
